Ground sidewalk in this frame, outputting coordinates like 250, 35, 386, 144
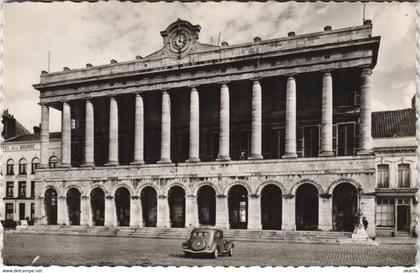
375, 236, 417, 245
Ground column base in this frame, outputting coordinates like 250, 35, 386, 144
248, 154, 263, 160
186, 157, 200, 163
281, 224, 296, 231
59, 163, 72, 168
105, 161, 119, 166
130, 160, 145, 165
216, 156, 231, 161
357, 150, 374, 156
80, 163, 95, 168
157, 158, 172, 164
318, 225, 332, 231
282, 153, 298, 159
319, 151, 335, 157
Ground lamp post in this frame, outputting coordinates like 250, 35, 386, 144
352, 185, 369, 239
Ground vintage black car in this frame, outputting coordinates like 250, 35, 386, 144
182, 227, 234, 258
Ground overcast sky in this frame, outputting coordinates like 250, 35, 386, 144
4, 2, 416, 132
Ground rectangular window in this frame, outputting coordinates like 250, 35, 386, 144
31, 181, 35, 197
398, 164, 410, 188
6, 182, 14, 198
302, 126, 320, 158
5, 203, 14, 220
271, 128, 285, 159
18, 182, 26, 198
377, 165, 390, 188
376, 198, 395, 227
336, 123, 356, 156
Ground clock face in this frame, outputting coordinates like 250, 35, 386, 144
172, 32, 187, 50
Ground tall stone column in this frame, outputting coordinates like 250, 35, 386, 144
129, 196, 140, 227
157, 195, 169, 228
359, 67, 373, 154
132, 93, 145, 164
319, 71, 334, 157
158, 91, 172, 163
80, 196, 90, 226
283, 75, 298, 158
250, 80, 263, 159
360, 194, 375, 237
216, 194, 229, 229
83, 99, 95, 166
217, 83, 231, 161
61, 101, 72, 167
282, 195, 296, 230
318, 194, 332, 231
104, 195, 115, 226
248, 194, 262, 230
40, 104, 50, 168
36, 196, 46, 224
106, 96, 119, 165
187, 87, 200, 162
186, 195, 198, 227
57, 196, 68, 225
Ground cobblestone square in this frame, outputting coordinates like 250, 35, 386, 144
2, 233, 416, 267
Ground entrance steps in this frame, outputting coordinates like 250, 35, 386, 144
8, 225, 352, 244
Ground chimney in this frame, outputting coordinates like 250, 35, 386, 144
33, 126, 41, 134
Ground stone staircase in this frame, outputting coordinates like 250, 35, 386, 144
9, 225, 352, 244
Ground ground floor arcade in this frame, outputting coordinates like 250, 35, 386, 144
37, 179, 375, 235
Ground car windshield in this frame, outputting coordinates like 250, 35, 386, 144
191, 231, 209, 238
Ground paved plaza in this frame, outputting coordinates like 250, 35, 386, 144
2, 233, 416, 267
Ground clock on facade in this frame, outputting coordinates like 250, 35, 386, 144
172, 32, 187, 50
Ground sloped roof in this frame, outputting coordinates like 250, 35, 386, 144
372, 108, 416, 138
3, 132, 61, 143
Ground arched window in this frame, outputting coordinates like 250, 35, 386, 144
377, 164, 389, 188
49, 156, 58, 168
31, 157, 40, 174
6, 159, 14, 175
398, 164, 410, 188
19, 158, 27, 175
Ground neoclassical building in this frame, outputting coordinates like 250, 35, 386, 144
33, 19, 380, 236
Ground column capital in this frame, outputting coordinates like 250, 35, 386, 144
219, 81, 229, 86
361, 66, 373, 75
285, 73, 297, 79
250, 77, 262, 83
158, 194, 168, 199
189, 85, 198, 90
320, 69, 333, 74
81, 195, 90, 199
39, 101, 50, 107
105, 195, 114, 199
248, 194, 260, 199
216, 194, 227, 198
282, 193, 295, 199
186, 194, 197, 198
130, 195, 140, 200
319, 193, 332, 199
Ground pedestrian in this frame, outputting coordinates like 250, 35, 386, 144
362, 217, 368, 230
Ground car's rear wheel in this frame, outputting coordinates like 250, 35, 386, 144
228, 247, 233, 257
213, 248, 218, 259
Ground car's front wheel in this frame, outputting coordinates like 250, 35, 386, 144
213, 248, 218, 259
228, 247, 233, 257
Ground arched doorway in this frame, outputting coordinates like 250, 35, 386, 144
261, 184, 282, 230
333, 183, 358, 232
197, 185, 216, 226
90, 188, 105, 226
67, 188, 81, 225
295, 183, 318, 230
168, 186, 185, 228
45, 188, 58, 225
115, 187, 130, 226
228, 185, 248, 229
141, 187, 157, 227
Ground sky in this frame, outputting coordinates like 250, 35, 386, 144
3, 2, 417, 132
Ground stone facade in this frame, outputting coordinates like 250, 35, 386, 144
32, 19, 381, 236
1, 133, 61, 223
